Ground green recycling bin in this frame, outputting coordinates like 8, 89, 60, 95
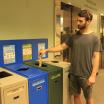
24, 61, 63, 104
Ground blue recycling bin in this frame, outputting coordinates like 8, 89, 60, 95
4, 64, 48, 104
24, 61, 63, 104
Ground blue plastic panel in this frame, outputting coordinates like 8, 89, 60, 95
0, 39, 48, 66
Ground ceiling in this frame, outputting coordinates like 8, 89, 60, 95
62, 0, 104, 13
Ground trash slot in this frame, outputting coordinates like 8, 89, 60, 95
17, 67, 29, 71
0, 71, 12, 78
51, 60, 59, 63
35, 61, 47, 67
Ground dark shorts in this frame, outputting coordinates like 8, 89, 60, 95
69, 74, 93, 99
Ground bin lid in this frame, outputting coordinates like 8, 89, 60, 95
4, 64, 47, 78
24, 61, 63, 73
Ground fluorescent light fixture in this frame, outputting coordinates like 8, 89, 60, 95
100, 13, 104, 16
68, 2, 72, 5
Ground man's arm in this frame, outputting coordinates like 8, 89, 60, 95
39, 43, 69, 56
91, 52, 100, 76
88, 51, 100, 86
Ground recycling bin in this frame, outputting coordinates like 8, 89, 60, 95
44, 60, 72, 104
0, 67, 28, 104
24, 61, 63, 104
4, 64, 48, 104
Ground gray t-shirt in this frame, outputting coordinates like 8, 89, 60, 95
65, 32, 101, 78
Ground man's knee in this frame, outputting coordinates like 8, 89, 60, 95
74, 93, 81, 98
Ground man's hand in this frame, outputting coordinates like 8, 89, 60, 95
39, 49, 48, 57
87, 75, 96, 86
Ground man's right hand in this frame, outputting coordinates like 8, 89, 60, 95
39, 49, 48, 57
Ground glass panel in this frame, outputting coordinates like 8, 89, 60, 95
3, 45, 15, 64
22, 44, 32, 61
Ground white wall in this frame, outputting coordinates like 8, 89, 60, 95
0, 0, 55, 58
0, 0, 54, 39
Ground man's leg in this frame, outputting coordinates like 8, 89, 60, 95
86, 97, 94, 104
80, 77, 94, 104
74, 94, 82, 104
69, 75, 82, 104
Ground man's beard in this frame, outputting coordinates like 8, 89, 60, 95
78, 24, 86, 30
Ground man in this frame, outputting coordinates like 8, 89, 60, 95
39, 10, 101, 104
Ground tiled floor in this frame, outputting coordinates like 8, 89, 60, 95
81, 69, 104, 104
92, 69, 104, 104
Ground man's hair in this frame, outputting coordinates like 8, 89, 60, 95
78, 10, 93, 21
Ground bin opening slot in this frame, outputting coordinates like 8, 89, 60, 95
0, 71, 12, 78
51, 60, 59, 63
17, 67, 29, 71
35, 62, 47, 67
